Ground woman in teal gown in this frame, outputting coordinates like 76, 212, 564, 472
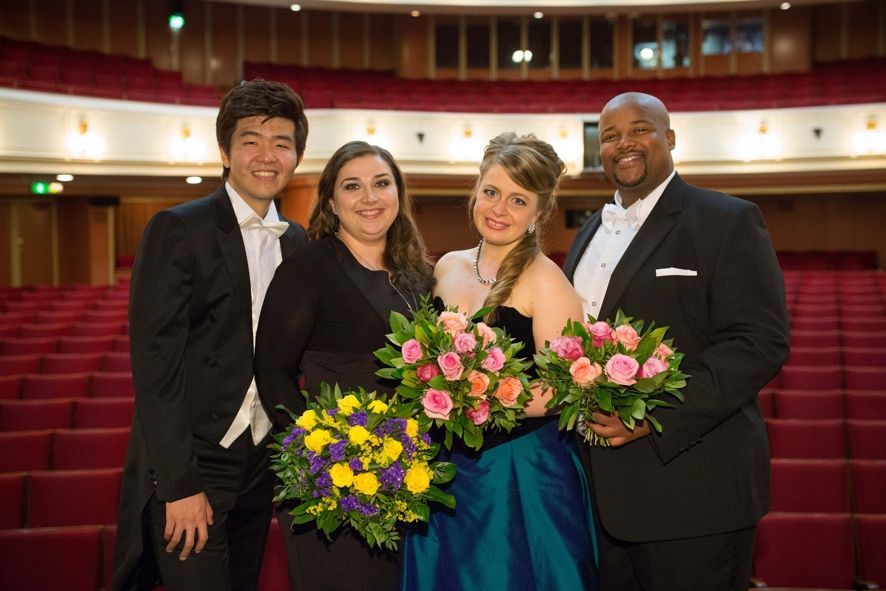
401, 133, 599, 591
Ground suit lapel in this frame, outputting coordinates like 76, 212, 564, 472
278, 218, 306, 259
599, 175, 685, 319
212, 188, 253, 333
563, 209, 604, 281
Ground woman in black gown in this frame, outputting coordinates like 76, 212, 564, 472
255, 141, 434, 590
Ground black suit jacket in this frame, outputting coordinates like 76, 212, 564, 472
112, 185, 307, 590
563, 173, 790, 542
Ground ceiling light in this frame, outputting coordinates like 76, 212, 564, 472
186, 176, 203, 185
533, 12, 544, 19
290, 4, 301, 11
780, 2, 791, 9
411, 10, 420, 17
56, 174, 74, 182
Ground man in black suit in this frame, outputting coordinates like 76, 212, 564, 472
112, 80, 309, 591
563, 92, 790, 590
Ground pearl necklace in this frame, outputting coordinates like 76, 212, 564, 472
473, 239, 498, 285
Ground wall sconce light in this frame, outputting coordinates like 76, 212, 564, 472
851, 117, 886, 155
449, 126, 483, 162
735, 120, 782, 161
366, 123, 377, 136
169, 123, 207, 163
66, 118, 106, 160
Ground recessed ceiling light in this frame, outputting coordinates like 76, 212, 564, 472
290, 4, 301, 12
186, 176, 203, 185
56, 174, 74, 182
410, 10, 420, 17
780, 2, 791, 9
533, 11, 544, 19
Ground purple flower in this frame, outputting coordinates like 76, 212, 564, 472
348, 457, 364, 472
326, 408, 339, 417
328, 440, 347, 462
379, 463, 405, 491
382, 418, 407, 434
340, 495, 361, 512
348, 411, 368, 426
358, 502, 379, 516
401, 436, 416, 460
308, 453, 326, 475
421, 433, 432, 446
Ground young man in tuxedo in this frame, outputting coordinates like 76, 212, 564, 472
112, 80, 309, 591
562, 92, 790, 590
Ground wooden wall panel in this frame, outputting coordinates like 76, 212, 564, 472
17, 200, 54, 287
107, 0, 140, 58
274, 8, 304, 66
369, 14, 396, 71
0, 2, 30, 39
57, 199, 91, 284
769, 5, 812, 73
180, 0, 207, 85
811, 4, 844, 62
144, 0, 173, 71
72, 0, 102, 52
0, 202, 11, 286
339, 13, 365, 70
208, 2, 238, 88
847, 0, 879, 59
399, 15, 430, 78
242, 5, 272, 67
33, 0, 68, 47
115, 198, 188, 259
306, 11, 334, 68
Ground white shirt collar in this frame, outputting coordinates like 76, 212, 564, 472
612, 169, 676, 225
225, 181, 281, 226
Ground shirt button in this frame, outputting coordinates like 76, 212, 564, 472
615, 230, 621, 235
601, 263, 606, 268
592, 301, 597, 307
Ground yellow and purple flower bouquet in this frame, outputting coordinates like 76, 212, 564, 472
269, 383, 456, 551
375, 297, 532, 451
534, 310, 689, 446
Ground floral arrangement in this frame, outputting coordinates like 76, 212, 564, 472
534, 310, 688, 446
269, 383, 456, 551
375, 297, 533, 451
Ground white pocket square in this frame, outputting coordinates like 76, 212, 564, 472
656, 267, 698, 277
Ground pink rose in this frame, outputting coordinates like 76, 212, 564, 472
569, 356, 602, 385
550, 336, 584, 361
493, 377, 523, 407
480, 347, 505, 373
454, 332, 477, 354
438, 311, 468, 336
422, 389, 453, 420
401, 339, 423, 364
588, 321, 613, 348
416, 363, 439, 383
475, 322, 497, 346
639, 356, 668, 379
604, 354, 640, 386
466, 400, 490, 425
437, 351, 464, 380
613, 325, 641, 352
467, 370, 490, 398
654, 343, 674, 362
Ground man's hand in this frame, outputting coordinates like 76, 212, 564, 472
589, 411, 651, 447
164, 492, 214, 560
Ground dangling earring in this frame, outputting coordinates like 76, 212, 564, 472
527, 222, 536, 234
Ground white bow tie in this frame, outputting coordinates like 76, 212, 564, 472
241, 215, 288, 238
600, 203, 641, 233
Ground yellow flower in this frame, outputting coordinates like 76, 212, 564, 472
329, 462, 354, 488
337, 394, 361, 416
296, 409, 318, 430
404, 463, 433, 494
353, 472, 380, 496
382, 438, 403, 462
367, 399, 389, 414
348, 425, 370, 445
304, 429, 333, 452
405, 418, 419, 438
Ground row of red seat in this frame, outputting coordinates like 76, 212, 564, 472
774, 365, 886, 390
760, 388, 886, 421
766, 418, 885, 460
0, 371, 133, 401
0, 428, 129, 474
0, 520, 288, 591
0, 351, 130, 375
0, 397, 133, 431
789, 331, 886, 348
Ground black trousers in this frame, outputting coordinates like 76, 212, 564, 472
147, 431, 274, 591
597, 524, 757, 591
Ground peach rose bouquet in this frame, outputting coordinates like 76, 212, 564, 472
534, 310, 688, 446
269, 383, 456, 551
375, 297, 532, 451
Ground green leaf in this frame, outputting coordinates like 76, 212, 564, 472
424, 485, 457, 509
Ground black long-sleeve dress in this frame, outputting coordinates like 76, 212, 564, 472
255, 235, 419, 591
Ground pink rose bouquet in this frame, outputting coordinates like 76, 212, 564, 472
534, 310, 688, 446
375, 297, 532, 450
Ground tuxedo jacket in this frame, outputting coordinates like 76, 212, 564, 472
563, 173, 790, 543
112, 185, 307, 590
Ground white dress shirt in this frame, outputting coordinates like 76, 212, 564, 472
573, 170, 676, 319
219, 182, 283, 448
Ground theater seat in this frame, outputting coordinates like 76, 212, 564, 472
102, 352, 132, 372
773, 389, 844, 420
56, 335, 115, 354
846, 391, 886, 420
26, 468, 121, 527
0, 430, 51, 471
848, 420, 886, 459
40, 352, 104, 374
1, 337, 58, 355
0, 473, 25, 529
258, 518, 288, 591
752, 512, 855, 589
73, 397, 134, 428
21, 373, 91, 399
0, 399, 74, 431
857, 515, 886, 588
51, 427, 130, 469
0, 525, 102, 591
778, 365, 843, 390
766, 419, 847, 459
769, 458, 849, 512
851, 459, 886, 513
0, 375, 21, 399
0, 354, 42, 376
844, 367, 886, 391
90, 371, 135, 398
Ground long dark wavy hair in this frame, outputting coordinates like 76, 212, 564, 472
309, 141, 435, 296
468, 132, 565, 319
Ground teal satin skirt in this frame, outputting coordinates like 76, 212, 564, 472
401, 419, 599, 591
